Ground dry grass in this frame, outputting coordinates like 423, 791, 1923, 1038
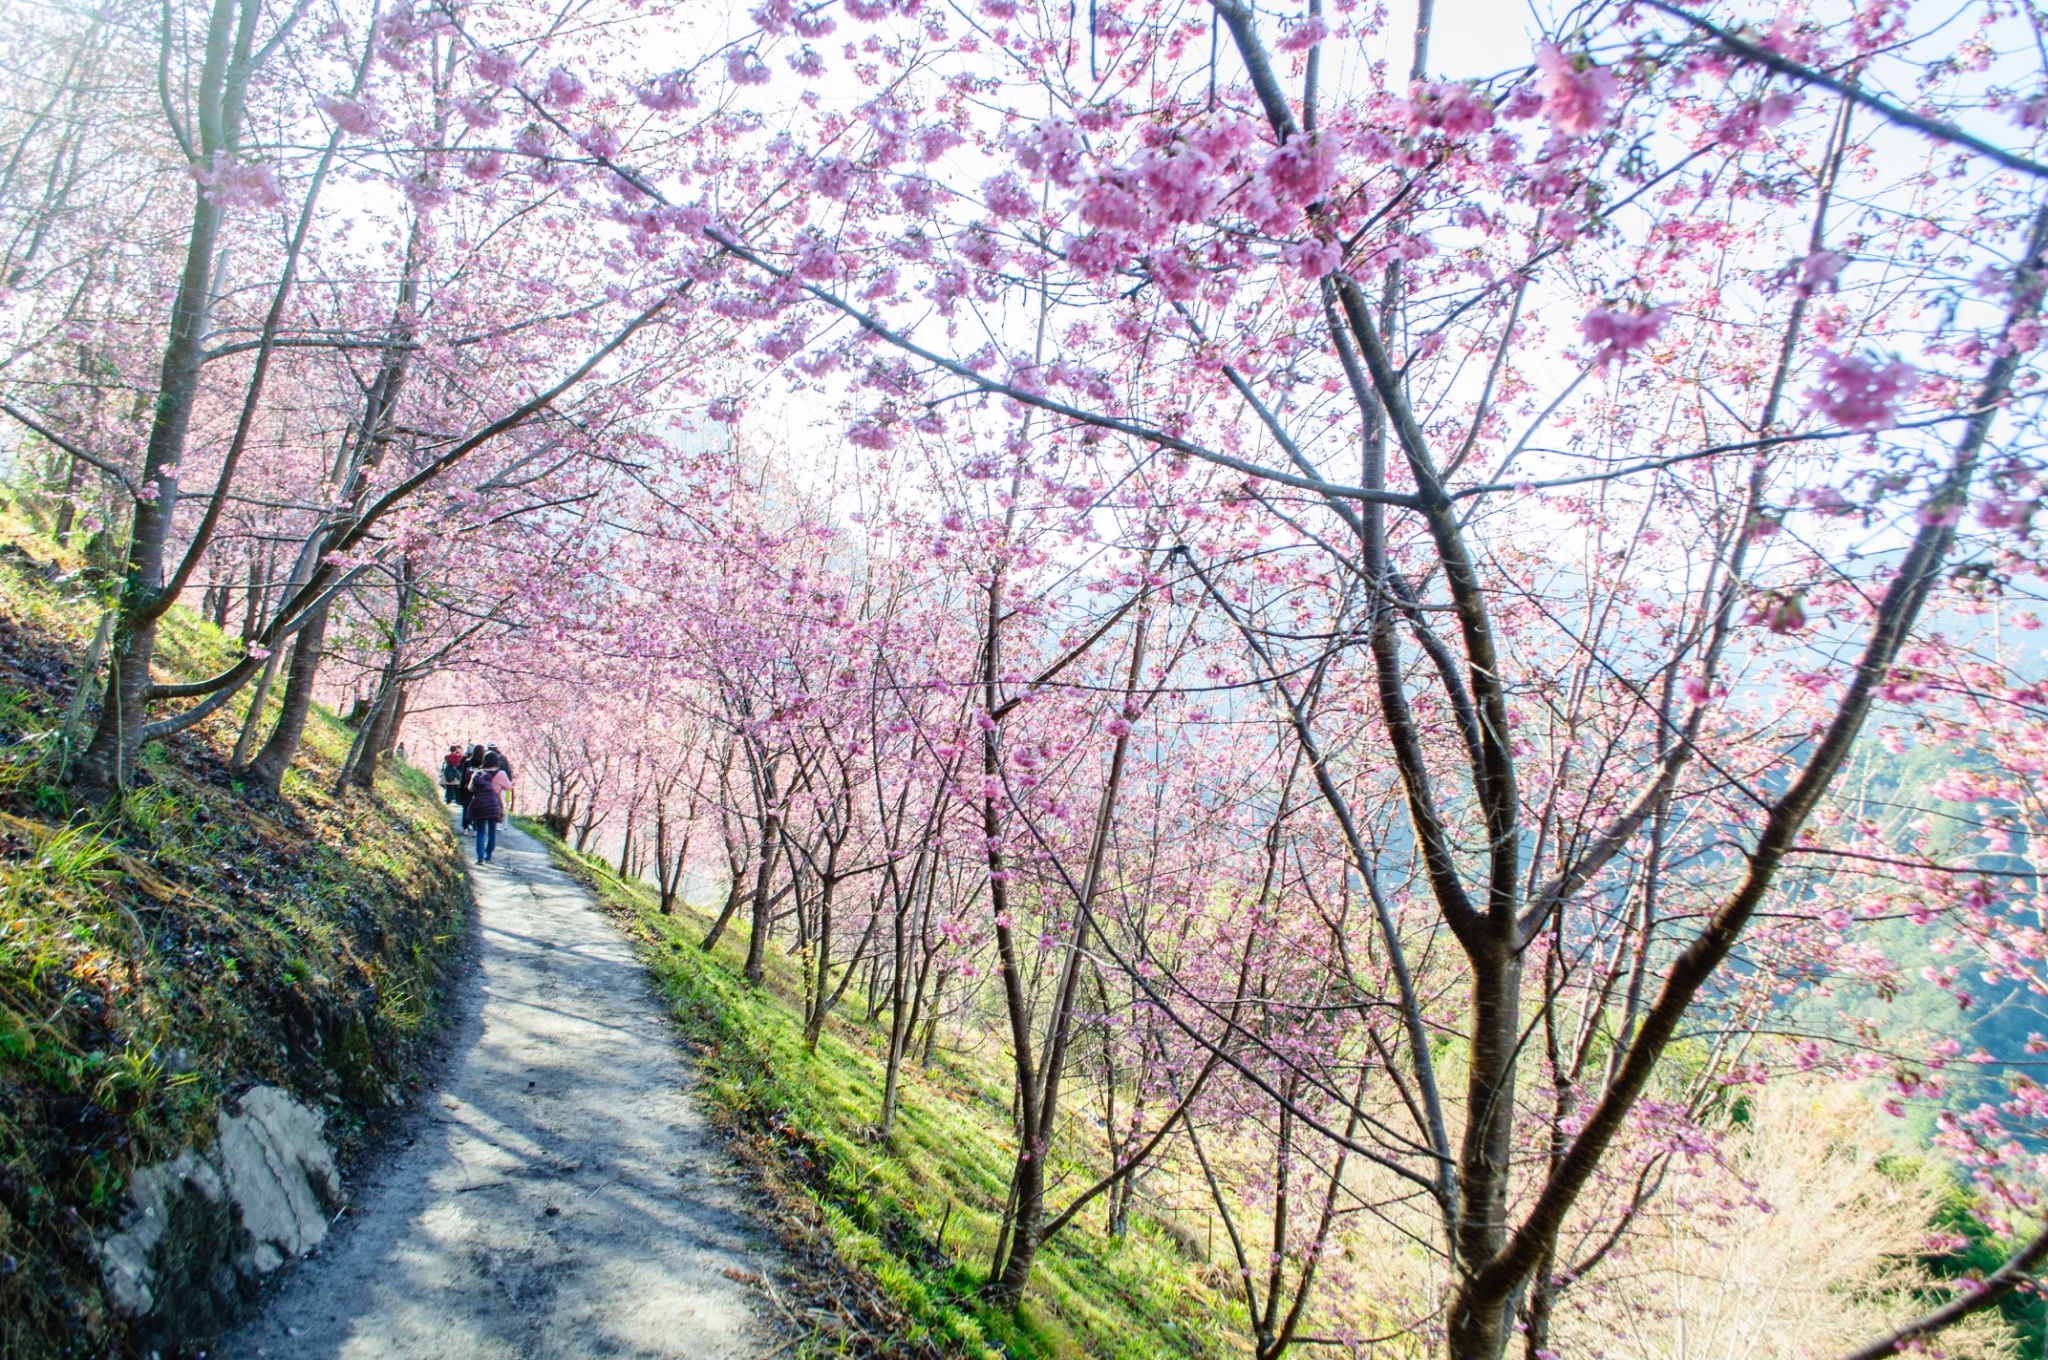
1553, 1084, 2018, 1360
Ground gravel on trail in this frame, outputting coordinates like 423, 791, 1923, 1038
220, 817, 793, 1360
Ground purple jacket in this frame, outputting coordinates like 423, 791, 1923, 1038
468, 770, 508, 822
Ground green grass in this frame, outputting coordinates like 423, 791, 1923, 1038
0, 501, 469, 1356
517, 818, 1234, 1360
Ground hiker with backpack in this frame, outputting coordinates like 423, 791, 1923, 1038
455, 745, 484, 830
485, 745, 514, 813
439, 746, 464, 807
468, 752, 511, 864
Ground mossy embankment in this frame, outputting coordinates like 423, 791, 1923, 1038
518, 817, 1233, 1360
0, 508, 469, 1357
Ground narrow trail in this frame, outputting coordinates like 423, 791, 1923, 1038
221, 818, 791, 1360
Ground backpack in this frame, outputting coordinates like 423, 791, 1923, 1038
468, 770, 505, 821
439, 759, 461, 787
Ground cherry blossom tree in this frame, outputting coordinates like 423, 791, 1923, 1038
17, 0, 2048, 1353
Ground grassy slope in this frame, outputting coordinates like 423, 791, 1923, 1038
518, 818, 1238, 1360
0, 506, 468, 1356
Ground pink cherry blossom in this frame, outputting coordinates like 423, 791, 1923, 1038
403, 176, 451, 212
982, 172, 1036, 218
1064, 231, 1123, 280
472, 48, 520, 84
1711, 91, 1798, 149
317, 96, 382, 137
1805, 350, 1916, 430
1977, 496, 2036, 532
540, 65, 585, 107
1015, 117, 1085, 186
637, 74, 696, 112
1578, 303, 1668, 369
750, 0, 795, 32
1283, 237, 1343, 278
192, 156, 283, 209
1262, 132, 1337, 205
1406, 82, 1496, 138
1275, 15, 1327, 52
1534, 43, 1617, 136
725, 50, 772, 87
1745, 592, 1808, 634
811, 157, 856, 198
1796, 249, 1848, 295
847, 417, 893, 449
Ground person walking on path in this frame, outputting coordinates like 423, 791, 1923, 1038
439, 746, 464, 807
485, 745, 516, 814
457, 744, 484, 831
467, 754, 510, 864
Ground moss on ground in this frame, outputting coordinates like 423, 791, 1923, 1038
0, 505, 468, 1357
518, 818, 1232, 1360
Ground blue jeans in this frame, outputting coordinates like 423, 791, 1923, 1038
476, 820, 498, 862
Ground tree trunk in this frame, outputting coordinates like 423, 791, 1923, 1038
240, 544, 265, 642
918, 968, 945, 1066
880, 847, 937, 1134
660, 825, 691, 914
57, 609, 112, 780
350, 674, 403, 789
71, 0, 265, 794
330, 680, 382, 795
231, 529, 318, 773
985, 570, 1151, 1309
210, 564, 232, 628
241, 599, 328, 795
701, 873, 746, 951
744, 807, 780, 984
52, 453, 81, 545
383, 686, 407, 758
344, 566, 415, 793
802, 861, 841, 1050
653, 791, 673, 904
574, 799, 604, 851
1445, 944, 1526, 1360
72, 230, 224, 787
228, 641, 285, 769
743, 752, 782, 983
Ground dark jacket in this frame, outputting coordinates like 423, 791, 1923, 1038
467, 770, 507, 823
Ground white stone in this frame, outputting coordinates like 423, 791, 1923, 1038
98, 1149, 225, 1316
96, 1085, 340, 1319
216, 1086, 340, 1272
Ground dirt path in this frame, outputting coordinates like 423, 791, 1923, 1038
221, 818, 791, 1360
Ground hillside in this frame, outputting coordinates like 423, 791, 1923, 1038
0, 504, 468, 1356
